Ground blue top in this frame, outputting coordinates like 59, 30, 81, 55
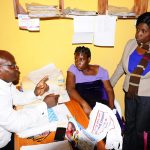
128, 50, 150, 75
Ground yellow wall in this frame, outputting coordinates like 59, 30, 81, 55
0, 0, 149, 115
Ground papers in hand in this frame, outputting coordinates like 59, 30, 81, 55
87, 102, 123, 150
40, 83, 70, 104
22, 64, 70, 103
28, 64, 60, 84
66, 103, 123, 150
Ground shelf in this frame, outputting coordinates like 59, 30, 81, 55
13, 0, 148, 20
13, 0, 65, 19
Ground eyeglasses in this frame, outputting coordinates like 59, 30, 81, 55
0, 64, 18, 70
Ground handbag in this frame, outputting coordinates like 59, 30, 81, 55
143, 131, 150, 150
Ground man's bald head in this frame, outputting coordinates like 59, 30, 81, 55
0, 50, 15, 64
0, 50, 20, 83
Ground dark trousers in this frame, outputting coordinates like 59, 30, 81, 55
123, 94, 150, 150
0, 133, 14, 150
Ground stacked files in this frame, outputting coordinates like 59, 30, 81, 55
26, 3, 61, 18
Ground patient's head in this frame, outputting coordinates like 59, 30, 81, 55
74, 46, 91, 71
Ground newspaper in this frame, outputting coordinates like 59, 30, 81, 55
87, 103, 123, 150
65, 102, 123, 150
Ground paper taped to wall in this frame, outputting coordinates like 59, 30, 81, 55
72, 15, 117, 46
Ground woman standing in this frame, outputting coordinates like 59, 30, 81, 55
110, 12, 150, 150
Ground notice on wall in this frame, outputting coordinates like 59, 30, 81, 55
18, 14, 40, 31
72, 15, 117, 46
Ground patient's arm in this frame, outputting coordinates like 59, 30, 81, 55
66, 71, 92, 117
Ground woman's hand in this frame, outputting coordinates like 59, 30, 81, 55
43, 94, 59, 108
81, 101, 92, 117
34, 76, 49, 96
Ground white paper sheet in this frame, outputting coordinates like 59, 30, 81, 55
73, 16, 95, 32
28, 64, 60, 84
93, 15, 117, 46
72, 15, 117, 46
20, 140, 72, 150
72, 16, 95, 44
18, 14, 40, 31
72, 32, 93, 44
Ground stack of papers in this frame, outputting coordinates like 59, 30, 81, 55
26, 3, 61, 18
108, 5, 135, 17
64, 7, 97, 16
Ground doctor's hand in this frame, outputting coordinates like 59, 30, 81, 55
34, 76, 49, 96
43, 94, 59, 108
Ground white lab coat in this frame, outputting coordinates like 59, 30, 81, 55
0, 79, 48, 148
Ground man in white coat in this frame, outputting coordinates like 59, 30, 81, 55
0, 50, 59, 149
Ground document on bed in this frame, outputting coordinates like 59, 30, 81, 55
20, 140, 73, 150
17, 103, 72, 138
